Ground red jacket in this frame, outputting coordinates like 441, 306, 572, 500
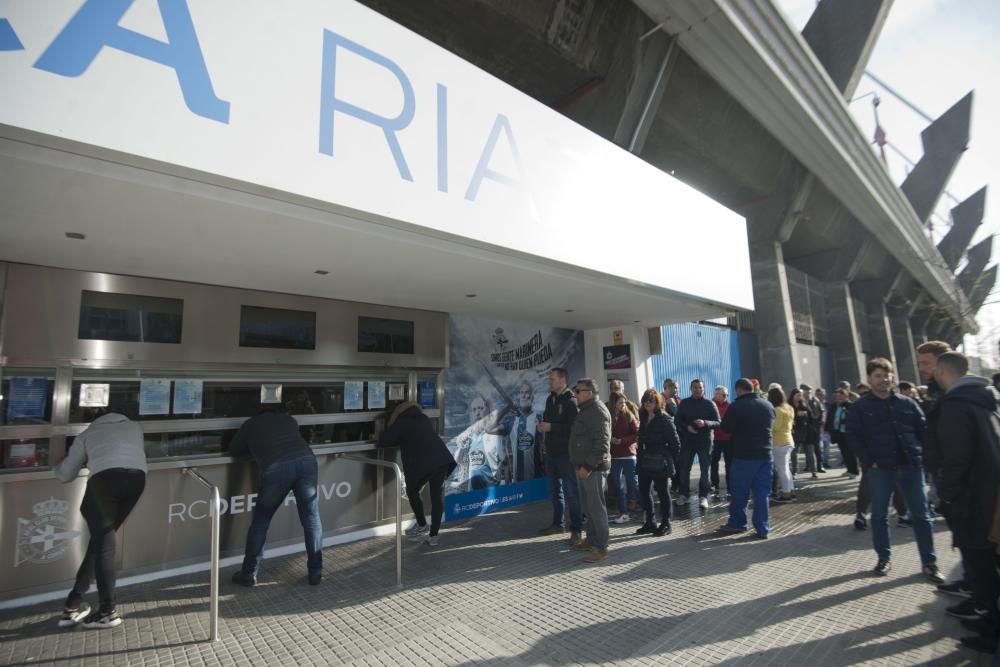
611, 413, 639, 458
713, 400, 731, 441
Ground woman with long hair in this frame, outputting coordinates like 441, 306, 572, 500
378, 402, 457, 546
635, 389, 682, 537
608, 391, 640, 524
769, 387, 795, 502
789, 389, 817, 479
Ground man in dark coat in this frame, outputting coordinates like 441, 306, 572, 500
933, 352, 1000, 653
846, 358, 942, 582
230, 407, 323, 586
718, 378, 775, 538
676, 379, 722, 509
378, 402, 457, 547
537, 368, 582, 542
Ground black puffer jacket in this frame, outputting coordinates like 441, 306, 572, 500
378, 403, 457, 482
935, 376, 1000, 550
637, 411, 681, 473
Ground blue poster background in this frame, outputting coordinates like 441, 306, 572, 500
443, 316, 585, 519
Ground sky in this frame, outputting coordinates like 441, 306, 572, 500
775, 0, 1000, 367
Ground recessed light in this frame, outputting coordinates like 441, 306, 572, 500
465, 294, 477, 298
565, 309, 574, 313
314, 270, 329, 275
65, 232, 86, 240
633, 320, 641, 323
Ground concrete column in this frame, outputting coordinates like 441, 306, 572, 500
862, 297, 896, 364
826, 281, 865, 384
749, 241, 801, 390
910, 310, 930, 344
888, 308, 919, 384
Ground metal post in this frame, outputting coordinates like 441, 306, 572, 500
183, 467, 220, 642
395, 466, 402, 587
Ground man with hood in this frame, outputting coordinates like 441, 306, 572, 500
932, 352, 1000, 654
378, 402, 457, 547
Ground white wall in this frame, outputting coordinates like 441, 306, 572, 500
584, 325, 656, 404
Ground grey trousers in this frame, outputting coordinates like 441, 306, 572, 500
577, 470, 609, 551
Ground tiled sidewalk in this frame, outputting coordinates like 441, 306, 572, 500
0, 469, 993, 666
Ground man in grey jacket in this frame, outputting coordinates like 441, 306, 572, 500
569, 378, 612, 563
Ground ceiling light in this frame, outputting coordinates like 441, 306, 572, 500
314, 270, 329, 275
465, 294, 477, 298
633, 320, 641, 323
65, 232, 86, 240
565, 309, 574, 313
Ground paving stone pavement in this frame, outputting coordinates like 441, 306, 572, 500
0, 467, 995, 666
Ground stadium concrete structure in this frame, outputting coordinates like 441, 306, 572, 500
358, 0, 993, 387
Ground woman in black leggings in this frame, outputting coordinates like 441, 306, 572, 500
54, 410, 147, 630
635, 389, 682, 537
378, 402, 457, 546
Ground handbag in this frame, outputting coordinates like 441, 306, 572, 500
639, 450, 675, 478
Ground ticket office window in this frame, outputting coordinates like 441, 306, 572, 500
68, 378, 412, 424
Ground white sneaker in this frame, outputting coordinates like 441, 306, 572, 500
58, 602, 91, 628
614, 513, 630, 524
424, 535, 439, 547
699, 497, 710, 509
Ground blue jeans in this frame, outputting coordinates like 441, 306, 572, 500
679, 439, 712, 498
727, 457, 773, 535
610, 458, 639, 514
545, 450, 583, 532
242, 453, 323, 577
868, 465, 936, 566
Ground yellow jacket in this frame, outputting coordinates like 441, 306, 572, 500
772, 404, 794, 446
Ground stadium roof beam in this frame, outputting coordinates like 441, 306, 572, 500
630, 0, 977, 334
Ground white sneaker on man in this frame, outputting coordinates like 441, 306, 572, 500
614, 513, 630, 524
699, 497, 710, 509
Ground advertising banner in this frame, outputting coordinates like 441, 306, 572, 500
443, 316, 584, 520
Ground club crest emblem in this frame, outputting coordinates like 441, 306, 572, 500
15, 497, 81, 567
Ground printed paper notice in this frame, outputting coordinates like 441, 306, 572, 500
139, 379, 171, 415
368, 381, 386, 409
418, 381, 436, 408
388, 383, 405, 401
344, 381, 364, 411
79, 383, 110, 408
6, 377, 47, 420
173, 380, 204, 414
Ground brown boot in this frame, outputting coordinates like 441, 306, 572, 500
582, 548, 608, 563
567, 531, 583, 547
539, 525, 566, 536
572, 538, 592, 551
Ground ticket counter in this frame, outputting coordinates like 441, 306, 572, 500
0, 263, 445, 604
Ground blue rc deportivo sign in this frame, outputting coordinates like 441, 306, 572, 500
0, 0, 752, 310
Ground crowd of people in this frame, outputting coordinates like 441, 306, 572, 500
49, 340, 999, 655
519, 342, 999, 654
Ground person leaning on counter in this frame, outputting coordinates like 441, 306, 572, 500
377, 401, 457, 547
54, 409, 148, 630
229, 405, 324, 587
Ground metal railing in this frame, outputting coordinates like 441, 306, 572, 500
340, 454, 404, 587
182, 467, 220, 642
